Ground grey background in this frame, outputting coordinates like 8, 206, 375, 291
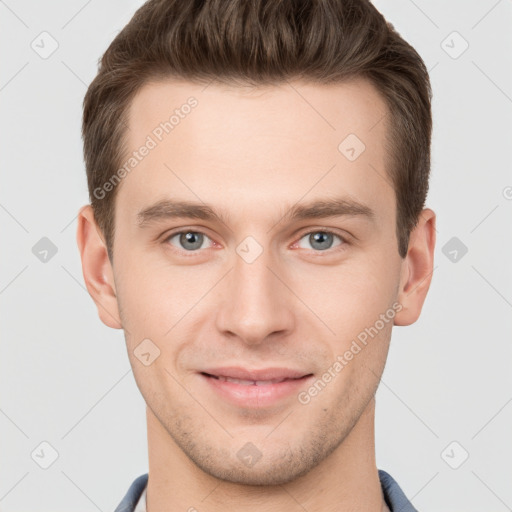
1, 0, 511, 510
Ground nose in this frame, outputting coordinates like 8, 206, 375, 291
215, 247, 295, 346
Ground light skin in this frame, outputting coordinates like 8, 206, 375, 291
77, 77, 435, 511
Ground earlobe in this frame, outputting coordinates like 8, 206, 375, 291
76, 205, 122, 329
394, 208, 436, 326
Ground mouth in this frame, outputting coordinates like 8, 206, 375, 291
200, 372, 310, 386
198, 367, 314, 408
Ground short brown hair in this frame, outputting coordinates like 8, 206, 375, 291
82, 0, 432, 260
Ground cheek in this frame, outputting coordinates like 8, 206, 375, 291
291, 255, 400, 336
114, 253, 207, 334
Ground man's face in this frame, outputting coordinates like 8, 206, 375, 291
111, 78, 405, 485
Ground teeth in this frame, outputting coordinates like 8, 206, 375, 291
217, 376, 288, 385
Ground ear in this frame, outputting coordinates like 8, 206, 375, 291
76, 205, 122, 329
394, 208, 436, 326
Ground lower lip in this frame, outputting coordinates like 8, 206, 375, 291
200, 373, 314, 408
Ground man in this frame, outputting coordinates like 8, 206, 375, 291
77, 0, 435, 510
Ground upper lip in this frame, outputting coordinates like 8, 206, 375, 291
200, 367, 312, 381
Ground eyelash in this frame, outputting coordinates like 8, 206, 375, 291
162, 228, 349, 256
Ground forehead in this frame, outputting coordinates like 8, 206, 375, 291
117, 77, 394, 224
127, 77, 388, 146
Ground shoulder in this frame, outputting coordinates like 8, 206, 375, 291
378, 469, 418, 512
114, 473, 148, 512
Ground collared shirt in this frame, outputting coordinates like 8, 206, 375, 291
114, 469, 418, 511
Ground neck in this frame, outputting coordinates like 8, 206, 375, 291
145, 396, 386, 511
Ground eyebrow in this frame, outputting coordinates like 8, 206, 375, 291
136, 197, 376, 228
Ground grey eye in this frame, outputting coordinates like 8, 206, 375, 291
168, 231, 209, 251
298, 231, 343, 251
